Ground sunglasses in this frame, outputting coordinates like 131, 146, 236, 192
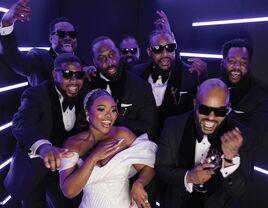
55, 69, 85, 80
197, 103, 229, 117
51, 30, 77, 39
120, 48, 138, 55
151, 43, 177, 54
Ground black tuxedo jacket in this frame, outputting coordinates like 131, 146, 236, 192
155, 112, 253, 208
0, 31, 87, 86
90, 71, 158, 140
4, 81, 86, 200
227, 78, 268, 146
131, 60, 198, 128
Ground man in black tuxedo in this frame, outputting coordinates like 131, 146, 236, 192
0, 0, 87, 86
155, 78, 253, 208
220, 38, 268, 146
89, 36, 158, 140
4, 53, 87, 208
131, 29, 206, 135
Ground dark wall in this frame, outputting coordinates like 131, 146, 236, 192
1, 0, 268, 207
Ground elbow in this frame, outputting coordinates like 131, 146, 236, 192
61, 186, 79, 199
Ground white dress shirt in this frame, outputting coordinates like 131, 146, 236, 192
184, 135, 240, 193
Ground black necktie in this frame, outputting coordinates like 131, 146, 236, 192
151, 69, 169, 84
62, 99, 76, 112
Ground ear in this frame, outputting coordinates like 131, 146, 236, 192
49, 35, 53, 44
193, 98, 198, 110
52, 69, 57, 80
146, 47, 151, 57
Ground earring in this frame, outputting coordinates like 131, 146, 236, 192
86, 116, 90, 123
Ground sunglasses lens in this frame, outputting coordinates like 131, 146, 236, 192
75, 71, 85, 79
61, 70, 73, 79
56, 31, 66, 38
165, 43, 177, 52
67, 31, 77, 39
198, 104, 227, 117
151, 45, 163, 54
129, 48, 137, 54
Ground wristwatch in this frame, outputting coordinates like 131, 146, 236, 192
223, 156, 240, 165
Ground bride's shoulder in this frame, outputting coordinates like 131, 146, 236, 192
114, 126, 136, 146
63, 131, 89, 153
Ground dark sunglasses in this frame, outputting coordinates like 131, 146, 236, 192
120, 48, 138, 55
151, 43, 177, 54
51, 30, 77, 39
55, 69, 85, 80
197, 103, 229, 117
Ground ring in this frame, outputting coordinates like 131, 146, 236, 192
21, 14, 24, 17
144, 200, 149, 203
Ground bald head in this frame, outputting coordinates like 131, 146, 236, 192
196, 78, 229, 106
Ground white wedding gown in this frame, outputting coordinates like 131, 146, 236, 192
60, 134, 157, 208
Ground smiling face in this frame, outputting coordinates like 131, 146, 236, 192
93, 39, 120, 79
222, 47, 250, 85
49, 21, 77, 53
147, 33, 176, 71
53, 61, 84, 97
87, 95, 118, 135
195, 85, 229, 135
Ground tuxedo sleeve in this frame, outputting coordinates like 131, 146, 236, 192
155, 117, 187, 190
221, 127, 253, 197
0, 31, 40, 79
12, 87, 51, 151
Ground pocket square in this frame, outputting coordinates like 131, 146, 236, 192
121, 103, 132, 107
234, 110, 245, 114
179, 91, 188, 95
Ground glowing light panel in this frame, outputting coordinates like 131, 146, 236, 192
0, 121, 12, 131
0, 157, 12, 170
0, 195, 12, 205
18, 47, 50, 51
254, 166, 268, 175
0, 82, 28, 93
193, 16, 268, 27
180, 52, 222, 59
0, 7, 8, 13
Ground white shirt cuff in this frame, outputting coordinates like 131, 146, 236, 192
220, 156, 240, 177
28, 139, 52, 159
184, 171, 193, 193
0, 23, 14, 36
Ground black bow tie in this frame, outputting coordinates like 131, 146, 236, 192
62, 99, 76, 112
151, 70, 170, 84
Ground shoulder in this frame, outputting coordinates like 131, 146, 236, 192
131, 62, 151, 74
22, 81, 50, 98
126, 71, 151, 89
165, 111, 192, 127
114, 126, 136, 146
63, 131, 89, 154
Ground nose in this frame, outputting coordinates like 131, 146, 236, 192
161, 48, 171, 56
207, 111, 216, 120
233, 61, 242, 68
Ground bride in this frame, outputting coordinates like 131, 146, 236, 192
59, 89, 157, 208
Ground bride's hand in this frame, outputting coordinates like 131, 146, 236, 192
91, 138, 123, 163
130, 180, 151, 208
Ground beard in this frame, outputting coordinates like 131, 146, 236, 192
221, 66, 251, 88
98, 62, 124, 82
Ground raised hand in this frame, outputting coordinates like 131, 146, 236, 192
38, 144, 73, 172
83, 65, 97, 82
187, 58, 208, 80
154, 10, 172, 33
2, 0, 31, 27
221, 127, 243, 160
91, 138, 124, 165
